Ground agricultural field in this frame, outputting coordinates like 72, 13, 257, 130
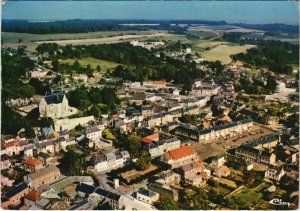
2, 30, 187, 51
200, 44, 256, 64
59, 57, 121, 72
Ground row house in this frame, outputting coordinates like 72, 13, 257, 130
161, 146, 198, 169
175, 118, 253, 143
144, 137, 181, 158
1, 183, 29, 209
93, 151, 130, 173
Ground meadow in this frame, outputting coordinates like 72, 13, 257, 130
59, 57, 121, 72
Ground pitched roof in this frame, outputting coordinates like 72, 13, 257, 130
142, 133, 159, 144
28, 166, 60, 180
24, 191, 42, 202
5, 183, 28, 198
24, 157, 43, 167
44, 93, 64, 104
194, 161, 206, 171
164, 146, 196, 161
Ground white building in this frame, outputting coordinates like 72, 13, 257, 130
86, 127, 103, 148
93, 151, 130, 173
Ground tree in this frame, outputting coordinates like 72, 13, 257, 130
155, 199, 180, 210
126, 135, 142, 158
60, 151, 86, 176
102, 129, 116, 140
89, 104, 101, 118
96, 65, 101, 72
136, 150, 151, 170
52, 58, 60, 72
265, 74, 278, 92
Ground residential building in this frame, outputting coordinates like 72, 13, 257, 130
215, 166, 231, 178
23, 157, 44, 172
161, 146, 198, 168
1, 183, 29, 209
174, 118, 253, 143
93, 150, 130, 173
144, 137, 181, 158
24, 165, 61, 188
136, 188, 159, 204
156, 170, 181, 186
265, 166, 285, 181
24, 191, 42, 207
0, 154, 11, 170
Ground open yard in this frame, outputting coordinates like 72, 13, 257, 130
200, 44, 256, 64
60, 57, 121, 72
120, 164, 157, 182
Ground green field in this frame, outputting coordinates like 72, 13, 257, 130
59, 57, 121, 72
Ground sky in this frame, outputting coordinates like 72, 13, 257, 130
2, 1, 299, 25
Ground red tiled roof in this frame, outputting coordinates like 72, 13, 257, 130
200, 172, 209, 179
24, 191, 41, 202
165, 146, 196, 161
142, 133, 159, 144
24, 157, 43, 167
4, 141, 19, 149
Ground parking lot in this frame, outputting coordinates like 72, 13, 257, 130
191, 123, 277, 161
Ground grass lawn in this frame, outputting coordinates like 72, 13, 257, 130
234, 189, 263, 208
60, 57, 121, 72
218, 178, 237, 189
120, 164, 157, 182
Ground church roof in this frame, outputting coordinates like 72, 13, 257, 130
44, 93, 64, 104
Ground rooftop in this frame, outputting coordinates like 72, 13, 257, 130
24, 157, 43, 167
5, 183, 28, 199
165, 146, 196, 161
44, 92, 65, 105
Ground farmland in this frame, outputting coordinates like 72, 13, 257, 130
200, 44, 256, 64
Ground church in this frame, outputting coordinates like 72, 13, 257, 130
39, 92, 72, 119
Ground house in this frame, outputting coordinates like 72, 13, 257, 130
185, 173, 209, 187
161, 146, 198, 168
144, 137, 181, 158
86, 126, 103, 148
39, 92, 76, 119
215, 166, 231, 178
156, 170, 181, 186
93, 150, 130, 173
175, 162, 199, 178
0, 154, 11, 170
24, 165, 61, 188
72, 74, 88, 83
211, 154, 226, 168
1, 183, 29, 209
24, 191, 42, 207
265, 166, 285, 181
23, 157, 44, 172
136, 188, 159, 204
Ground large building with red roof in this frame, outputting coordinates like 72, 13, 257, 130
161, 146, 198, 168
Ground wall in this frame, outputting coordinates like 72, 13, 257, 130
54, 116, 95, 131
